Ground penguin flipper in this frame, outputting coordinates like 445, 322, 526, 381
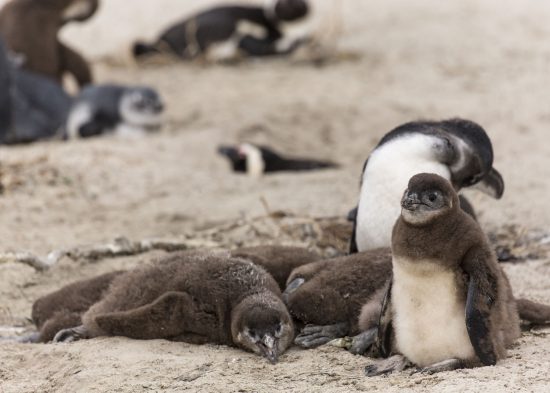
474, 167, 504, 199
465, 275, 497, 366
374, 277, 393, 358
349, 210, 359, 254
94, 291, 203, 340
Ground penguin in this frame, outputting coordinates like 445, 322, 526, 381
0, 38, 72, 144
283, 249, 392, 352
365, 173, 550, 376
350, 118, 505, 253
133, 0, 309, 61
22, 246, 318, 344
65, 84, 164, 139
0, 0, 98, 88
51, 251, 294, 363
218, 143, 338, 176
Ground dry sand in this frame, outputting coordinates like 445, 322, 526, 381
1, 0, 550, 392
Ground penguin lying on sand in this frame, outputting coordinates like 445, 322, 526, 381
284, 249, 392, 353
365, 173, 550, 376
23, 246, 319, 347
51, 251, 294, 363
0, 0, 98, 87
133, 0, 309, 61
65, 84, 164, 139
218, 143, 338, 176
350, 118, 505, 253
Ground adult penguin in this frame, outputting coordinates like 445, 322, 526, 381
350, 118, 504, 253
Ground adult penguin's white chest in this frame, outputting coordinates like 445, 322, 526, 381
355, 134, 452, 251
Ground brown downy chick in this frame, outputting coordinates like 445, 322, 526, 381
283, 249, 392, 351
0, 0, 98, 87
54, 251, 294, 364
367, 173, 549, 376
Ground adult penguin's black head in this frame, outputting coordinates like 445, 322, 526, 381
441, 118, 504, 199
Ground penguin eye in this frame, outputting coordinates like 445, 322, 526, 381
428, 193, 437, 202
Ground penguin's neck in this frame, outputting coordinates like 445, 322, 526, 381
355, 134, 451, 251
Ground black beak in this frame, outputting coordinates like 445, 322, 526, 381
258, 335, 279, 364
153, 101, 164, 113
217, 145, 239, 159
401, 193, 421, 210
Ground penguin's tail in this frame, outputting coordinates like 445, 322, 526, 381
516, 298, 550, 324
132, 41, 159, 59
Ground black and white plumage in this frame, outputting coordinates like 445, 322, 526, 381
350, 118, 504, 253
65, 84, 164, 139
0, 39, 71, 144
133, 0, 309, 61
218, 143, 338, 176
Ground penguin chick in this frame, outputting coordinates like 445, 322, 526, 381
65, 84, 164, 139
367, 173, 550, 376
218, 143, 338, 177
24, 246, 317, 342
0, 0, 97, 87
230, 245, 322, 289
53, 252, 294, 364
351, 118, 504, 253
284, 249, 392, 351
133, 0, 309, 61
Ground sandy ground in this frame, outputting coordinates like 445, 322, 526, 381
1, 0, 550, 392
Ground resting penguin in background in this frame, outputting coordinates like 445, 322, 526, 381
0, 39, 72, 144
283, 249, 392, 353
218, 143, 338, 176
365, 173, 550, 376
0, 0, 98, 87
133, 0, 309, 61
65, 84, 164, 139
52, 251, 294, 363
22, 246, 316, 349
350, 118, 504, 253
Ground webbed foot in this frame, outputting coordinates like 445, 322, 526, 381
349, 328, 377, 355
365, 354, 411, 377
412, 358, 463, 375
294, 322, 348, 348
53, 325, 89, 343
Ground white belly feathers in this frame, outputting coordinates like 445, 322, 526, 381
392, 257, 475, 367
356, 134, 452, 250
